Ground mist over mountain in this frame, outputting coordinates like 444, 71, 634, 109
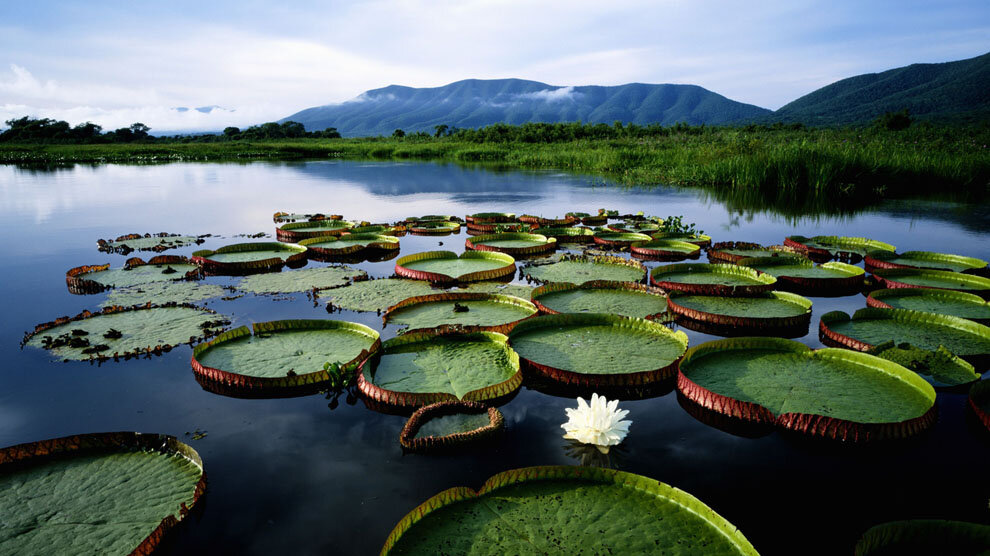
282, 79, 771, 136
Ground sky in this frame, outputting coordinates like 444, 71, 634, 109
1, 0, 988, 132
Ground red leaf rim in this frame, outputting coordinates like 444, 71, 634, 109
190, 319, 382, 393
465, 222, 524, 233
409, 221, 461, 235
580, 215, 608, 226
191, 242, 307, 275
871, 269, 990, 299
96, 232, 199, 254
273, 212, 343, 223
398, 401, 504, 452
275, 220, 352, 242
705, 241, 772, 264
606, 223, 660, 233
465, 213, 517, 224
297, 234, 399, 257
968, 380, 990, 432
23, 302, 227, 363
0, 431, 206, 555
630, 239, 702, 258
66, 255, 200, 295
522, 254, 647, 285
530, 280, 671, 322
666, 291, 812, 329
382, 292, 537, 334
818, 312, 875, 352
865, 289, 990, 326
736, 257, 866, 296
357, 330, 523, 409
650, 263, 776, 297
676, 337, 938, 442
379, 465, 760, 556
783, 236, 833, 261
592, 232, 653, 246
530, 227, 596, 243
649, 232, 712, 248
507, 313, 688, 388
464, 233, 558, 256
394, 251, 516, 285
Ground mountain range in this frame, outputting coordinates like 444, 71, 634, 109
282, 52, 989, 135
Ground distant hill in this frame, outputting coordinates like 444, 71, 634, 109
282, 79, 772, 136
771, 52, 990, 125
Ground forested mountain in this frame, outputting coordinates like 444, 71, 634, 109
282, 79, 772, 136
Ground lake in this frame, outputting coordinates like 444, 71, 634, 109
1, 159, 988, 555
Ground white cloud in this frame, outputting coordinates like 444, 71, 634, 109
518, 86, 580, 102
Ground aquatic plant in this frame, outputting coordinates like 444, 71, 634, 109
561, 393, 631, 454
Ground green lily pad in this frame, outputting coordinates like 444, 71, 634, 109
381, 466, 758, 556
192, 320, 379, 388
465, 233, 556, 255
531, 280, 669, 321
855, 519, 990, 556
395, 251, 516, 284
405, 215, 456, 223
678, 337, 936, 440
192, 242, 307, 274
24, 305, 230, 361
276, 219, 352, 241
0, 432, 205, 556
649, 231, 713, 247
399, 401, 504, 452
608, 221, 660, 233
324, 279, 439, 312
865, 341, 980, 387
409, 221, 461, 234
454, 282, 533, 299
819, 308, 990, 368
736, 256, 864, 295
706, 242, 785, 264
236, 265, 365, 294
359, 331, 521, 408
466, 212, 516, 223
651, 263, 776, 296
630, 239, 701, 258
867, 288, 990, 324
102, 281, 225, 308
865, 250, 988, 274
97, 233, 199, 254
521, 255, 646, 284
508, 313, 688, 387
668, 291, 812, 329
872, 268, 990, 296
785, 235, 895, 261
593, 231, 653, 246
383, 293, 536, 333
273, 211, 341, 223
414, 411, 491, 439
67, 260, 199, 292
530, 226, 595, 242
298, 234, 399, 257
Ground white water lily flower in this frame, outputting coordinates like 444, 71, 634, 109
561, 393, 631, 454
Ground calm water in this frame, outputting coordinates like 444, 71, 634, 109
1, 160, 988, 555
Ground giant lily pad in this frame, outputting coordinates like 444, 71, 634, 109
668, 291, 812, 331
465, 233, 556, 256
395, 251, 516, 284
97, 232, 200, 254
383, 293, 536, 334
784, 235, 895, 262
455, 282, 534, 298
867, 288, 990, 325
298, 234, 399, 258
380, 465, 758, 556
508, 313, 688, 387
677, 337, 937, 441
630, 238, 702, 260
871, 268, 990, 298
521, 255, 646, 284
592, 231, 653, 247
854, 519, 990, 556
519, 214, 576, 227
649, 231, 713, 247
24, 304, 230, 362
358, 331, 522, 408
236, 265, 365, 294
465, 212, 516, 224
399, 401, 504, 453
66, 256, 200, 294
273, 211, 342, 223
531, 226, 595, 243
102, 281, 225, 308
324, 279, 439, 312
409, 221, 461, 235
566, 211, 608, 226
819, 308, 990, 370
0, 432, 205, 555
864, 249, 988, 275
192, 319, 380, 392
706, 241, 799, 264
531, 280, 670, 321
276, 219, 352, 242
969, 380, 990, 432
405, 215, 457, 223
737, 255, 865, 296
650, 263, 776, 296
191, 242, 307, 275
864, 341, 980, 388
607, 221, 660, 233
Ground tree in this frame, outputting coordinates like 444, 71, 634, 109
129, 123, 150, 140
319, 127, 341, 139
874, 109, 912, 131
223, 126, 241, 137
392, 129, 405, 138
434, 124, 449, 138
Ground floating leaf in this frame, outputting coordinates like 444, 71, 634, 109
465, 232, 556, 256
97, 232, 200, 254
651, 263, 776, 296
864, 249, 988, 275
784, 235, 895, 262
454, 282, 533, 299
522, 254, 646, 284
867, 288, 990, 324
531, 280, 669, 321
530, 226, 595, 243
592, 231, 653, 247
395, 251, 516, 284
399, 401, 504, 453
866, 341, 979, 387
66, 256, 200, 294
854, 519, 990, 556
383, 293, 536, 334
630, 238, 701, 259
273, 211, 342, 223
409, 221, 461, 235
668, 291, 812, 333
192, 242, 307, 275
649, 231, 712, 247
276, 219, 352, 242
969, 380, 990, 433
236, 265, 366, 294
736, 255, 864, 296
298, 234, 398, 258
0, 432, 205, 556
706, 241, 798, 264
465, 212, 516, 224
678, 337, 936, 441
871, 267, 990, 298
324, 279, 439, 312
102, 281, 225, 308
380, 466, 758, 556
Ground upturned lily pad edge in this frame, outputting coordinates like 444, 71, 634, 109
398, 400, 504, 452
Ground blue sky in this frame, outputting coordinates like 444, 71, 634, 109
1, 0, 987, 131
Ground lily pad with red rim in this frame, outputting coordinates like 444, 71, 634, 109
531, 280, 670, 321
191, 242, 307, 275
275, 219, 353, 242
191, 319, 380, 394
519, 214, 576, 227
630, 238, 702, 260
97, 233, 200, 254
464, 232, 556, 256
677, 337, 937, 441
871, 267, 990, 299
649, 231, 712, 247
0, 432, 205, 555
737, 255, 865, 296
867, 288, 990, 325
380, 465, 758, 556
530, 226, 595, 243
399, 400, 504, 453
667, 290, 812, 333
507, 313, 688, 388
235, 265, 365, 294
383, 292, 536, 334
298, 234, 399, 258
607, 221, 660, 234
521, 254, 646, 284
324, 278, 440, 313
273, 211, 342, 223
706, 241, 799, 264
592, 231, 653, 247
650, 263, 776, 296
358, 330, 522, 409
783, 235, 895, 263
66, 256, 200, 294
465, 212, 516, 224
394, 250, 516, 284
864, 249, 988, 275
409, 221, 461, 235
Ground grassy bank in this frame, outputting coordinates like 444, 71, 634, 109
2, 127, 988, 205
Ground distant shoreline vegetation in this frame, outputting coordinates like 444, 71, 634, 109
1, 116, 988, 209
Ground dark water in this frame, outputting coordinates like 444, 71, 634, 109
1, 160, 988, 555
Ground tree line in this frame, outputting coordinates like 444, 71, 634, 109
0, 117, 341, 143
